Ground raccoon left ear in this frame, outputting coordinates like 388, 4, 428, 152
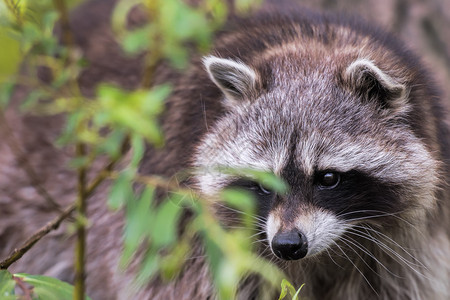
203, 56, 258, 102
344, 59, 408, 111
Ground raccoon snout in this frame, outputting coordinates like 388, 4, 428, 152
271, 229, 308, 260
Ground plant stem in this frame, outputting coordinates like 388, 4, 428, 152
52, 0, 74, 48
141, 1, 162, 88
73, 143, 87, 300
50, 1, 87, 298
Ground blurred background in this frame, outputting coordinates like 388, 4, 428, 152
298, 0, 450, 108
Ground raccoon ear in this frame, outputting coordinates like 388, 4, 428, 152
345, 59, 408, 111
203, 56, 258, 102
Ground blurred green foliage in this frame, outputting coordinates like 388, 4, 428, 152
0, 0, 301, 299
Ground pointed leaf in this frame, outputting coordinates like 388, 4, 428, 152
14, 273, 92, 300
108, 171, 134, 210
0, 270, 15, 299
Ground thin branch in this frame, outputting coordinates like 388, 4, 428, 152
0, 145, 127, 271
0, 204, 76, 270
0, 112, 62, 211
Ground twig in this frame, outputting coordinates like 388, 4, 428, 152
0, 112, 62, 211
73, 144, 87, 300
0, 204, 76, 270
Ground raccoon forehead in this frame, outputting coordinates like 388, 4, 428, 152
193, 115, 292, 173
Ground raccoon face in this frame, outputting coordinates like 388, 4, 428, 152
193, 55, 439, 261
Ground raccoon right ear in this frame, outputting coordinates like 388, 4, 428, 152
344, 59, 408, 113
203, 56, 258, 102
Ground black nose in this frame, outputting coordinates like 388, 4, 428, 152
271, 229, 308, 260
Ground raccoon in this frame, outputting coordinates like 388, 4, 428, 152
178, 3, 450, 300
2, 0, 450, 299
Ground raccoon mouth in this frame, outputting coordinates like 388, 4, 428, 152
271, 229, 308, 260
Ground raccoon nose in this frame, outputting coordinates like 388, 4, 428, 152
271, 229, 308, 260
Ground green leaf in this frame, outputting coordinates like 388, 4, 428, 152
235, 0, 263, 13
205, 0, 228, 29
279, 279, 296, 300
52, 67, 71, 88
108, 171, 134, 210
203, 234, 223, 280
130, 134, 145, 168
292, 283, 305, 300
216, 260, 239, 300
122, 25, 152, 55
0, 2, 12, 26
137, 250, 159, 285
14, 273, 92, 300
144, 84, 171, 115
149, 200, 182, 248
42, 11, 58, 35
0, 270, 15, 299
121, 186, 155, 265
111, 0, 142, 37
278, 283, 288, 300
220, 188, 255, 213
68, 156, 90, 169
0, 81, 15, 108
96, 84, 166, 146
23, 0, 53, 25
96, 129, 127, 159
159, 239, 190, 280
246, 169, 288, 194
21, 21, 41, 53
57, 111, 83, 145
20, 89, 45, 111
162, 41, 189, 69
220, 167, 288, 194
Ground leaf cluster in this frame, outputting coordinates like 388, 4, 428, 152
0, 0, 303, 299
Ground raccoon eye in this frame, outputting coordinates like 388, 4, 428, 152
317, 171, 341, 189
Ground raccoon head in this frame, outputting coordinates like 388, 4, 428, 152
193, 55, 439, 261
